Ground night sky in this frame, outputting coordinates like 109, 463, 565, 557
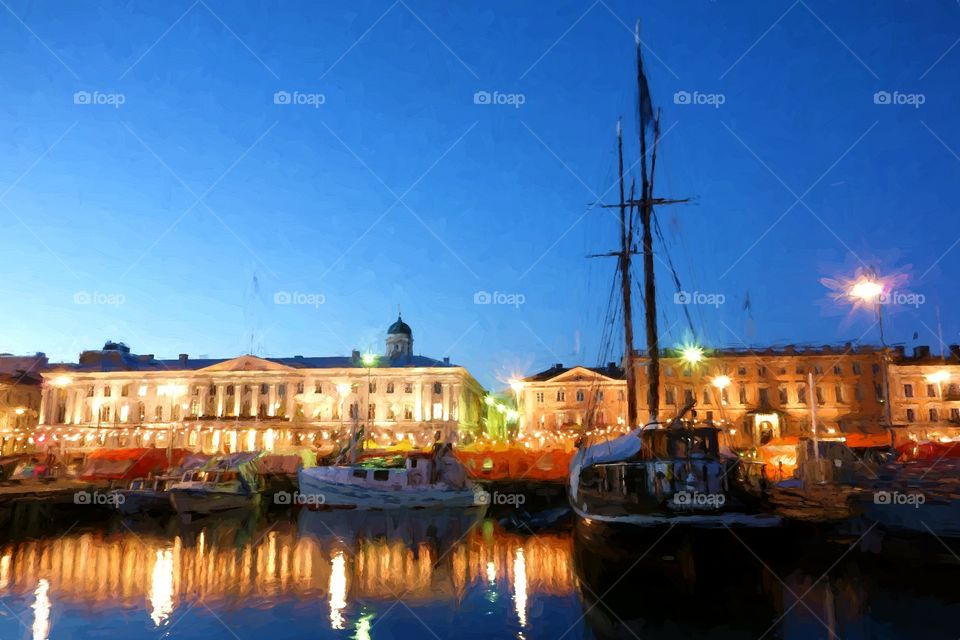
2, 1, 959, 387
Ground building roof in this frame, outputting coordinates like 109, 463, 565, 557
524, 363, 625, 383
387, 314, 412, 336
46, 342, 456, 374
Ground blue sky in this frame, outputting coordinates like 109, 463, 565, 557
2, 0, 959, 388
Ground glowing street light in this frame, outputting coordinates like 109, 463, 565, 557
711, 375, 731, 390
926, 370, 950, 385
680, 345, 705, 366
849, 277, 884, 303
336, 383, 351, 397
361, 353, 378, 367
51, 375, 72, 387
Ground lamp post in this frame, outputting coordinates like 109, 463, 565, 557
847, 271, 892, 427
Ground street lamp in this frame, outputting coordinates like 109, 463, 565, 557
680, 345, 705, 367
845, 270, 893, 427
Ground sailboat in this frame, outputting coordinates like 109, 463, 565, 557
567, 24, 778, 529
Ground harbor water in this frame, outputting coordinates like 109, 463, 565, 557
0, 507, 956, 639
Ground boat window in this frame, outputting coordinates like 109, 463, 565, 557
373, 469, 390, 482
352, 469, 368, 479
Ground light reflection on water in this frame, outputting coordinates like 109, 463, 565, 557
0, 511, 958, 639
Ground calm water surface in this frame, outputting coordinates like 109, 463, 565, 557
0, 508, 956, 639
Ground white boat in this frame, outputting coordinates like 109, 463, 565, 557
298, 449, 484, 510
168, 452, 262, 516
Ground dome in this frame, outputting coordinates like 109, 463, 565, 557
387, 314, 412, 336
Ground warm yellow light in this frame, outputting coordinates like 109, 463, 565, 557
926, 370, 950, 384
361, 353, 377, 367
336, 383, 351, 397
849, 278, 884, 302
680, 345, 705, 366
14, 408, 25, 416
711, 375, 731, 389
51, 375, 72, 387
508, 378, 525, 393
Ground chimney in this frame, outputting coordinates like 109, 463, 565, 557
443, 356, 450, 365
914, 345, 931, 359
950, 344, 960, 361
178, 353, 188, 366
351, 349, 361, 363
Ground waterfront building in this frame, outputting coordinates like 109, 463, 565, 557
887, 345, 960, 442
520, 345, 892, 447
0, 353, 46, 454
35, 316, 484, 453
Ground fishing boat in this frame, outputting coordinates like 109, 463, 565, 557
298, 445, 483, 509
116, 454, 210, 516
567, 23, 777, 529
168, 452, 262, 516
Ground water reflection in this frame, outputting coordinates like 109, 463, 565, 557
0, 511, 956, 639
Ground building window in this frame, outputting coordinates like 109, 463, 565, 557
154, 406, 163, 421
835, 384, 844, 403
555, 412, 567, 426
872, 364, 880, 374
854, 385, 863, 401
349, 403, 359, 419
852, 363, 862, 375
556, 390, 565, 402
665, 388, 675, 405
798, 386, 807, 404
405, 383, 413, 393
702, 388, 711, 405
404, 405, 413, 420
777, 385, 788, 405
386, 405, 396, 420
595, 390, 604, 401
535, 392, 544, 403
927, 384, 937, 398
433, 382, 442, 394
738, 385, 747, 405
576, 390, 585, 403
813, 366, 824, 375
758, 367, 767, 377
833, 365, 842, 375
121, 385, 130, 397
684, 388, 694, 405
795, 365, 805, 374
296, 382, 304, 394
906, 408, 916, 422
368, 404, 376, 419
875, 384, 884, 401
103, 386, 112, 398
314, 382, 323, 394
208, 384, 216, 396
815, 387, 824, 404
903, 384, 914, 398
86, 386, 94, 397
278, 384, 286, 396
929, 408, 939, 422
369, 382, 377, 393
951, 408, 959, 421
778, 367, 786, 375
386, 382, 395, 393
720, 388, 729, 404
226, 385, 235, 396
261, 383, 269, 394
706, 410, 714, 422
664, 367, 673, 377
737, 367, 747, 376
758, 388, 770, 405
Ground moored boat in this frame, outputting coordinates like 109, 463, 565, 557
298, 446, 483, 509
168, 452, 262, 516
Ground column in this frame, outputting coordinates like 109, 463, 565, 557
267, 383, 278, 417
442, 382, 450, 421
251, 382, 260, 418
285, 380, 296, 420
414, 381, 423, 421
216, 384, 225, 417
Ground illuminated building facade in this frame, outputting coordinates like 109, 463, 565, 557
521, 345, 895, 447
0, 353, 46, 454
887, 345, 960, 440
35, 317, 484, 453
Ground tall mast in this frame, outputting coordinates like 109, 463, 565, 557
636, 22, 660, 426
617, 120, 639, 429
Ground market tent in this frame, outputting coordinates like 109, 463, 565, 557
80, 448, 189, 480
